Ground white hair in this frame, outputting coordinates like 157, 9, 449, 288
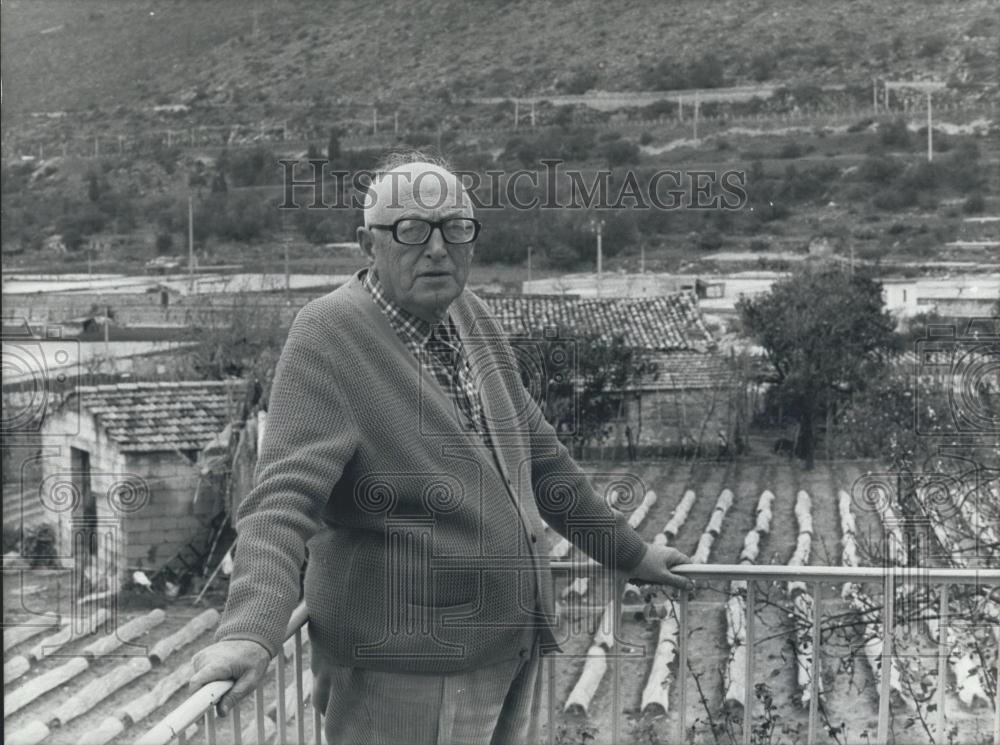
362, 152, 469, 227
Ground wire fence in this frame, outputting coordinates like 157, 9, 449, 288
5, 102, 997, 161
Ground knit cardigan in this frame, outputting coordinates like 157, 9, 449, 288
215, 270, 649, 674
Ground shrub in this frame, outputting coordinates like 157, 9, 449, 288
963, 193, 985, 214
603, 140, 640, 167
698, 229, 724, 250
918, 35, 947, 57
856, 155, 904, 184
777, 142, 805, 159
22, 524, 58, 567
749, 52, 777, 82
879, 119, 912, 150
639, 131, 653, 146
559, 68, 598, 95
156, 232, 174, 254
873, 186, 918, 211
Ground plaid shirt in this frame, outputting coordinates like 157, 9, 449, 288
362, 268, 491, 445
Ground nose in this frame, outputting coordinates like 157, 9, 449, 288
423, 226, 448, 259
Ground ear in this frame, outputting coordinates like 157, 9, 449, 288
356, 225, 375, 262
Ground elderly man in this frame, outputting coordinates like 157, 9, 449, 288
190, 154, 692, 745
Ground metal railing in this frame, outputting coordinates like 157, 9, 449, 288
138, 564, 999, 745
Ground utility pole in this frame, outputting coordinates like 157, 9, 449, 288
283, 239, 291, 303
640, 243, 645, 273
926, 89, 933, 162
527, 244, 532, 282
885, 81, 944, 162
872, 78, 878, 114
394, 111, 399, 136
104, 304, 111, 356
514, 99, 519, 129
188, 194, 195, 289
592, 219, 605, 298
530, 100, 536, 127
693, 93, 700, 142
373, 108, 378, 135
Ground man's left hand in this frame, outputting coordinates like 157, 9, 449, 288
626, 543, 694, 592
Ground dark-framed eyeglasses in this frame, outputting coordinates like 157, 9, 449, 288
368, 217, 482, 246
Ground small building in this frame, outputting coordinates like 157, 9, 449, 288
480, 292, 749, 457
36, 380, 244, 593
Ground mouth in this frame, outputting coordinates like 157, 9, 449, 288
419, 270, 452, 278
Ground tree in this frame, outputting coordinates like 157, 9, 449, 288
327, 127, 342, 164
528, 327, 658, 457
737, 266, 901, 468
155, 232, 174, 254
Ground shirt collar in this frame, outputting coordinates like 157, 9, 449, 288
363, 267, 457, 346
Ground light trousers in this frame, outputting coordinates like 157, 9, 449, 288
317, 634, 543, 745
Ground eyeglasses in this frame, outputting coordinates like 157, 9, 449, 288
368, 217, 481, 246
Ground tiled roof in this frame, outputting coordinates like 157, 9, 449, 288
62, 380, 245, 453
479, 292, 715, 352
634, 352, 739, 391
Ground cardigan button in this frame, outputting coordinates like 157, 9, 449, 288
530, 534, 538, 544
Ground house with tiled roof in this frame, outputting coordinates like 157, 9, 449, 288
480, 292, 715, 352
480, 293, 748, 458
34, 380, 246, 596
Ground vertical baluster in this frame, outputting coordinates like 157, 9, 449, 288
676, 588, 689, 744
807, 581, 821, 745
612, 576, 621, 745
294, 629, 305, 745
877, 571, 894, 743
313, 694, 322, 745
255, 686, 266, 744
548, 653, 556, 745
993, 618, 1000, 745
277, 646, 288, 745
742, 582, 756, 745
937, 584, 948, 739
232, 700, 243, 745
206, 707, 217, 745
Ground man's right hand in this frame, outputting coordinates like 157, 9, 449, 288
189, 640, 271, 717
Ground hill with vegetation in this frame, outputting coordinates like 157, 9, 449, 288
3, 0, 997, 122
2, 0, 998, 277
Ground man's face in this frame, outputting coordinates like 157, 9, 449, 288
358, 167, 475, 322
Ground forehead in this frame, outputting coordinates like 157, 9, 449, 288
368, 166, 472, 222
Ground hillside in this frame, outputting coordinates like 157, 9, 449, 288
3, 0, 997, 126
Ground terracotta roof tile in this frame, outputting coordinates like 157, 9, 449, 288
479, 292, 715, 352
63, 380, 245, 453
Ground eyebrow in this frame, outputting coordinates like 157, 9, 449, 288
396, 211, 469, 220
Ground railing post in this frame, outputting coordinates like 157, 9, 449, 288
807, 581, 821, 745
742, 582, 756, 745
255, 686, 266, 744
937, 584, 948, 739
877, 571, 894, 743
547, 654, 556, 745
993, 623, 1000, 745
231, 702, 242, 745
206, 709, 217, 745
294, 629, 305, 745
277, 645, 288, 745
676, 588, 689, 743
313, 693, 322, 745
